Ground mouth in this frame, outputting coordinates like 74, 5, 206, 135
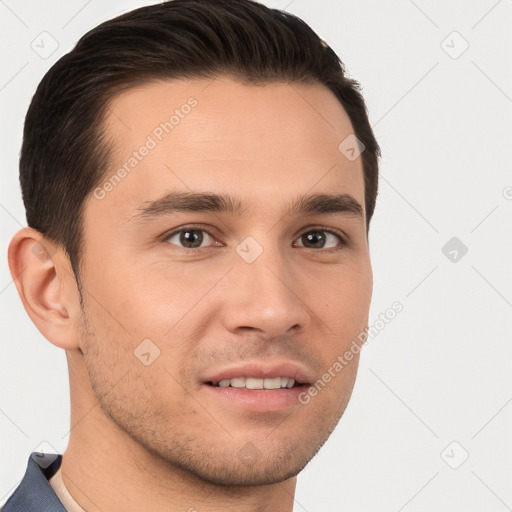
205, 376, 305, 389
201, 361, 312, 412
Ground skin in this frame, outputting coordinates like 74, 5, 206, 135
9, 76, 373, 512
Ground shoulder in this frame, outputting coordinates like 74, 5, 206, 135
2, 453, 66, 512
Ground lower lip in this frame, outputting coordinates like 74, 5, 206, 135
203, 384, 307, 412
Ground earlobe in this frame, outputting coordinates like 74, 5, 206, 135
8, 227, 81, 351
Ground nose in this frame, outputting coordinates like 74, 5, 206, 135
221, 241, 311, 339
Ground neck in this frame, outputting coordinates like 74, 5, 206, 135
61, 353, 297, 512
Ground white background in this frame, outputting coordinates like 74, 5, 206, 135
1, 1, 511, 510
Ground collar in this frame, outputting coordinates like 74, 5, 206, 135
2, 452, 67, 512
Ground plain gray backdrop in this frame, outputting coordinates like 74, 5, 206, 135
1, 1, 511, 510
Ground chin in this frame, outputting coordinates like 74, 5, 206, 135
184, 452, 308, 487
158, 430, 331, 488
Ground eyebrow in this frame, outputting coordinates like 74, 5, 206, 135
128, 190, 364, 223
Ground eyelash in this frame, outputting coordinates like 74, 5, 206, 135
162, 224, 347, 252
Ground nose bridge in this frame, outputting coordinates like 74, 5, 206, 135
223, 233, 310, 336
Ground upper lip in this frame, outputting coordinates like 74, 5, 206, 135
202, 360, 313, 385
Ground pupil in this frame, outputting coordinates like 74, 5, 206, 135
304, 231, 325, 248
181, 230, 203, 248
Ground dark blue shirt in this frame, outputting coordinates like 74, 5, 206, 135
1, 453, 66, 512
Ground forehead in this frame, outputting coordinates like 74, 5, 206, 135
88, 77, 364, 224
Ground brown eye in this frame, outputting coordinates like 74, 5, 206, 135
295, 230, 343, 250
166, 229, 215, 249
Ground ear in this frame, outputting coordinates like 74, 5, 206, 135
8, 227, 82, 350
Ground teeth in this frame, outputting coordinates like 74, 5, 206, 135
230, 377, 246, 388
246, 377, 263, 389
264, 377, 281, 389
213, 377, 296, 389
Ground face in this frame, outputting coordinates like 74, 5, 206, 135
77, 76, 372, 485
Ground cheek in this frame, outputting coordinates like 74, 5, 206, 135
83, 259, 192, 341
80, 302, 191, 418
106, 258, 225, 324
316, 263, 373, 334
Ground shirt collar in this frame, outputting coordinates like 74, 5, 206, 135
2, 452, 67, 512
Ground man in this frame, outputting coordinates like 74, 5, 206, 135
4, 0, 379, 510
